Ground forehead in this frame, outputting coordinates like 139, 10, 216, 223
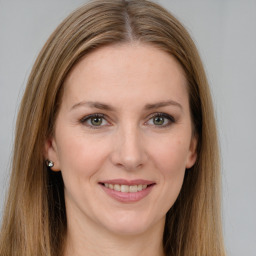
62, 43, 188, 108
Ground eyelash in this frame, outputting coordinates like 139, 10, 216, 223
79, 112, 175, 129
146, 112, 175, 128
80, 113, 108, 129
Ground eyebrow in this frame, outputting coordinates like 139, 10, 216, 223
144, 100, 183, 110
70, 100, 183, 111
71, 101, 115, 111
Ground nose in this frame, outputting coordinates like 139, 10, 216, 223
110, 124, 147, 171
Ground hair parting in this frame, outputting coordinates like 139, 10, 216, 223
0, 1, 226, 255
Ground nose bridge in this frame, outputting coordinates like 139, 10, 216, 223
111, 121, 146, 170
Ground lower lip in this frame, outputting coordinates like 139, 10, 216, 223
101, 185, 154, 203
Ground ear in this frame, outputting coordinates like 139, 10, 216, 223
44, 137, 61, 172
186, 134, 198, 169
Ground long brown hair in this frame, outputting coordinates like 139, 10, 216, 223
0, 0, 226, 255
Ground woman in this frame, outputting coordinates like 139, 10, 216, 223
0, 0, 226, 255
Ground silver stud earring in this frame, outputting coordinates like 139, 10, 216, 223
46, 160, 54, 168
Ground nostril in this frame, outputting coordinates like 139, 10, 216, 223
109, 131, 147, 171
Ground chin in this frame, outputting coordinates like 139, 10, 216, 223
100, 210, 164, 236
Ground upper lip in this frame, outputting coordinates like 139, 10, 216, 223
99, 179, 155, 186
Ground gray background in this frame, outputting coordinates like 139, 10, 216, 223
0, 0, 255, 255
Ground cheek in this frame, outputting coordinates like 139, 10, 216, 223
149, 136, 190, 177
150, 137, 189, 210
56, 132, 110, 181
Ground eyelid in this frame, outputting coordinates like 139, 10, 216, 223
145, 112, 175, 127
80, 113, 111, 129
79, 112, 175, 129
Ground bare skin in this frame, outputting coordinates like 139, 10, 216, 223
45, 43, 197, 256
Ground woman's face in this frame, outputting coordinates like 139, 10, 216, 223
45, 43, 197, 236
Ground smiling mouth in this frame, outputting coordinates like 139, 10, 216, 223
101, 183, 151, 193
99, 180, 155, 202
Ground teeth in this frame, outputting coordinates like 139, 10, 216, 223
129, 185, 137, 192
137, 184, 142, 191
114, 184, 120, 191
104, 183, 149, 192
121, 185, 129, 192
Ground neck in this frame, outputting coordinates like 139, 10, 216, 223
63, 214, 165, 256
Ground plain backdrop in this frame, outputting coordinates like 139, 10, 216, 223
0, 0, 255, 255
